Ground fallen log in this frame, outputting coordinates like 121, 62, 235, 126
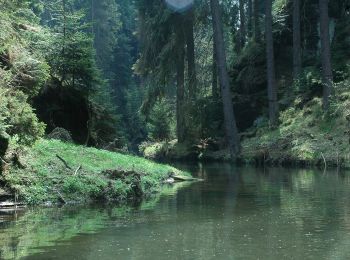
172, 174, 198, 182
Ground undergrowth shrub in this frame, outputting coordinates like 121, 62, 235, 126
147, 99, 173, 141
0, 87, 45, 146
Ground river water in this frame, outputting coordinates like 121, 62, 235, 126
1, 164, 350, 259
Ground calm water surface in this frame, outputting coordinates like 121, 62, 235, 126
2, 164, 350, 259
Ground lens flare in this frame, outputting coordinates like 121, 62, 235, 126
165, 0, 194, 12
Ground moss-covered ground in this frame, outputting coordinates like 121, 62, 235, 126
241, 82, 350, 168
1, 139, 191, 205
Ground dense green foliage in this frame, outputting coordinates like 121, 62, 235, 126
0, 90, 45, 146
0, 0, 195, 205
0, 0, 121, 149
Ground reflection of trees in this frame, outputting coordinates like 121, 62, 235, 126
278, 169, 350, 258
0, 207, 115, 259
3, 165, 350, 259
165, 165, 350, 259
0, 182, 192, 260
121, 166, 350, 259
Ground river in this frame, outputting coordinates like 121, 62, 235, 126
1, 164, 350, 259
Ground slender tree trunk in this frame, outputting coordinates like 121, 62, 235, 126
186, 8, 197, 99
62, 0, 67, 82
293, 0, 302, 82
239, 0, 246, 48
212, 40, 219, 98
253, 0, 260, 42
319, 0, 333, 111
265, 0, 278, 125
91, 0, 94, 35
247, 0, 253, 38
210, 0, 240, 158
63, 0, 66, 37
85, 99, 92, 146
176, 16, 186, 143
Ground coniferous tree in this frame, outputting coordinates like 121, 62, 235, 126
186, 8, 197, 99
175, 13, 186, 143
253, 0, 261, 41
239, 0, 246, 48
43, 0, 98, 91
91, 0, 120, 79
265, 0, 278, 125
38, 0, 122, 145
212, 40, 219, 98
319, 0, 333, 110
293, 0, 302, 83
136, 1, 196, 144
247, 0, 253, 38
210, 0, 240, 157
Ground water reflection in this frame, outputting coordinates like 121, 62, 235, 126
2, 165, 350, 259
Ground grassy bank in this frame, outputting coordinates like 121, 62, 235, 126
241, 85, 350, 168
1, 139, 191, 205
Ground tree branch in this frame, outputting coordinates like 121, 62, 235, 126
56, 154, 72, 170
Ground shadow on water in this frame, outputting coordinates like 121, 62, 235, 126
2, 164, 350, 259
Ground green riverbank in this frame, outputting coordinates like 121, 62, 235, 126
140, 85, 350, 169
0, 139, 192, 205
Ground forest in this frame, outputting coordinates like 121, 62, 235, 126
2, 0, 350, 259
0, 0, 350, 202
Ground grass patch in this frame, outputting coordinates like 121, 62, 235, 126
2, 139, 190, 204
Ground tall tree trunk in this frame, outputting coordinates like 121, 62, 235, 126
85, 99, 93, 146
293, 0, 302, 82
63, 0, 66, 37
265, 0, 278, 125
239, 0, 246, 48
91, 0, 94, 35
210, 0, 240, 158
62, 0, 67, 82
212, 40, 219, 98
247, 0, 253, 38
253, 0, 260, 42
319, 0, 333, 111
186, 8, 197, 99
176, 16, 186, 143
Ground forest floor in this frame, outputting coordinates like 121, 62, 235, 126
0, 139, 192, 205
241, 88, 350, 168
140, 84, 350, 169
